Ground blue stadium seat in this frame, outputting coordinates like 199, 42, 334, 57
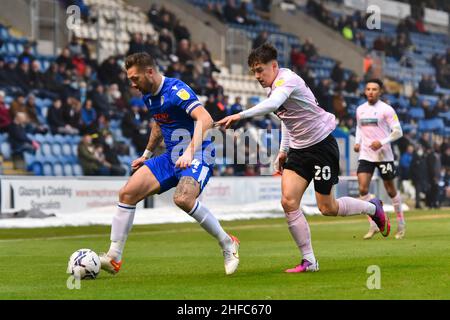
1, 142, 11, 159
73, 164, 83, 176
53, 162, 64, 176
63, 163, 74, 176
42, 162, 53, 176
410, 108, 425, 120
41, 142, 52, 156
62, 143, 73, 157
31, 161, 43, 176
51, 142, 63, 156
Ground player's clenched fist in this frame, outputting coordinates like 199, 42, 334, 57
131, 156, 146, 171
354, 144, 360, 152
274, 152, 287, 174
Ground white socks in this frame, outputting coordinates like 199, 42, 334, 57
189, 200, 232, 250
108, 202, 136, 261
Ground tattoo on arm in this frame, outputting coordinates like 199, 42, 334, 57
146, 122, 163, 152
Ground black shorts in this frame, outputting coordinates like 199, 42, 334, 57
283, 134, 340, 195
357, 160, 396, 180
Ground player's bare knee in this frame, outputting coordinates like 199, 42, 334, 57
173, 193, 195, 211
281, 196, 298, 213
119, 186, 138, 205
318, 203, 337, 216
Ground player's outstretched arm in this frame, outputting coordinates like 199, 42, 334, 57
175, 106, 213, 169
216, 89, 289, 129
131, 121, 162, 171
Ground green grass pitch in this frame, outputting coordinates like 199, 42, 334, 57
1, 209, 449, 300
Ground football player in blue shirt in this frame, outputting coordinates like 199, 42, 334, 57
100, 52, 239, 275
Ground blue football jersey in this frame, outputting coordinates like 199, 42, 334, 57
142, 76, 213, 158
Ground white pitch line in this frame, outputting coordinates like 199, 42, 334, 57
0, 213, 448, 243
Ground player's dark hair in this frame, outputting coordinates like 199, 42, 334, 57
248, 43, 278, 67
125, 52, 155, 70
366, 78, 384, 89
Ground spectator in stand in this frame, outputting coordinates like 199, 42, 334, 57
176, 39, 194, 64
410, 144, 428, 209
8, 112, 39, 156
422, 100, 438, 119
228, 96, 243, 115
205, 94, 227, 121
0, 90, 11, 133
24, 94, 48, 134
418, 74, 436, 95
90, 83, 111, 118
372, 36, 386, 52
158, 28, 173, 54
98, 56, 121, 85
206, 2, 225, 22
173, 20, 191, 42
78, 133, 110, 176
68, 35, 90, 62
121, 104, 150, 154
63, 97, 83, 133
127, 33, 147, 56
18, 44, 36, 65
315, 79, 332, 112
302, 38, 317, 61
399, 144, 414, 182
252, 31, 269, 49
15, 61, 32, 93
56, 47, 74, 70
106, 83, 126, 119
9, 95, 27, 120
47, 98, 79, 135
435, 57, 450, 88
223, 0, 240, 24
426, 143, 442, 208
290, 45, 307, 70
81, 98, 97, 133
354, 31, 366, 49
331, 61, 345, 84
345, 73, 360, 94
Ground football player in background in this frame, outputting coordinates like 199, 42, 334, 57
354, 79, 405, 239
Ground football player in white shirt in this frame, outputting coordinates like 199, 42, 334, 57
354, 79, 405, 239
217, 44, 391, 273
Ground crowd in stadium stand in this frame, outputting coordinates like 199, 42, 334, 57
0, 2, 449, 207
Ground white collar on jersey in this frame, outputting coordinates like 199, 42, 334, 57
153, 76, 165, 96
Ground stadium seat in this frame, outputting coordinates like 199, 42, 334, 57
51, 142, 63, 156
1, 142, 11, 160
63, 163, 74, 176
31, 161, 43, 176
53, 162, 64, 176
42, 162, 53, 176
409, 108, 425, 120
41, 142, 52, 156
73, 164, 83, 176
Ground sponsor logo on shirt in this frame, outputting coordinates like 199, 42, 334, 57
154, 113, 174, 124
360, 118, 379, 126
274, 79, 285, 87
176, 89, 190, 100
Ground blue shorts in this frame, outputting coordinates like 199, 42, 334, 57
144, 152, 214, 194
